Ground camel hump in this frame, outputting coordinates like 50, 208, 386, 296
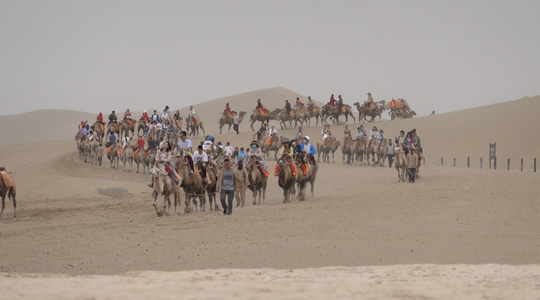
1, 171, 14, 187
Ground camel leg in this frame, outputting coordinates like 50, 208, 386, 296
0, 196, 5, 219
152, 191, 162, 217
252, 190, 257, 205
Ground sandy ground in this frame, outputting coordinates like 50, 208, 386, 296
1, 92, 539, 299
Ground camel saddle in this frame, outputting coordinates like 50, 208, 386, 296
395, 100, 403, 109
370, 103, 376, 110
289, 110, 295, 117
0, 171, 14, 187
341, 106, 347, 113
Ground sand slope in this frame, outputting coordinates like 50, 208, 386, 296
1, 89, 539, 299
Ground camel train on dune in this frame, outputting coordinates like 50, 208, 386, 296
72, 96, 418, 216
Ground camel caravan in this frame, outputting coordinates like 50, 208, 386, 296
71, 92, 420, 216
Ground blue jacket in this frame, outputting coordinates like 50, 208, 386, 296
300, 143, 316, 155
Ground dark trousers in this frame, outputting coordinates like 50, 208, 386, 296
220, 190, 235, 215
388, 154, 394, 168
408, 168, 416, 183
185, 155, 194, 171
98, 157, 102, 166
233, 124, 239, 134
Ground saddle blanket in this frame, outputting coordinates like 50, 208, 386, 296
0, 171, 14, 187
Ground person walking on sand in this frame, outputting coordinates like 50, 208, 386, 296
407, 149, 418, 183
216, 158, 240, 215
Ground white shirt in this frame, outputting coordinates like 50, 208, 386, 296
121, 137, 130, 147
233, 116, 239, 125
190, 109, 197, 116
177, 138, 192, 156
268, 128, 278, 136
224, 146, 234, 157
203, 140, 213, 151
192, 151, 208, 164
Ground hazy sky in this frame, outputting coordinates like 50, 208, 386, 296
1, 0, 539, 116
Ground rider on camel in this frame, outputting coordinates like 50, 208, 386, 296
141, 110, 149, 122
256, 99, 268, 115
338, 95, 344, 113
356, 125, 367, 141
224, 102, 233, 118
274, 138, 298, 176
300, 136, 318, 168
368, 126, 378, 149
124, 109, 134, 127
108, 110, 117, 124
189, 105, 197, 124
295, 97, 305, 111
329, 94, 337, 108
248, 139, 269, 177
341, 125, 352, 148
96, 113, 105, 131
366, 92, 374, 111
284, 100, 292, 116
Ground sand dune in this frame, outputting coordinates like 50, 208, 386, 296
0, 88, 539, 299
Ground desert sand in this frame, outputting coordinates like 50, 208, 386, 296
0, 88, 539, 299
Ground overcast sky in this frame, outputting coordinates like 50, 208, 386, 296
1, 0, 539, 116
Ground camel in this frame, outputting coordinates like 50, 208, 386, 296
233, 162, 249, 207
202, 161, 219, 212
186, 116, 205, 137
317, 136, 339, 163
76, 134, 87, 161
306, 105, 323, 126
276, 109, 297, 129
293, 107, 310, 127
174, 156, 206, 213
322, 104, 356, 125
394, 147, 407, 182
275, 158, 296, 203
120, 143, 134, 172
377, 139, 389, 167
341, 138, 354, 165
137, 119, 148, 137
0, 170, 17, 219
107, 143, 120, 169
150, 164, 182, 217
365, 139, 379, 166
133, 146, 147, 174
88, 138, 99, 165
353, 138, 367, 166
143, 148, 157, 174
120, 119, 135, 140
219, 111, 246, 134
246, 157, 267, 205
294, 153, 317, 201
249, 109, 270, 131
262, 136, 282, 160
353, 102, 382, 122
92, 121, 105, 142
106, 123, 120, 139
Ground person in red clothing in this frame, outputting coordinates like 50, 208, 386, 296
96, 112, 105, 132
329, 94, 337, 107
141, 110, 149, 122
132, 135, 146, 157
224, 102, 233, 118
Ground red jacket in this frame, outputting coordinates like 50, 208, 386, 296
97, 114, 103, 122
329, 96, 337, 107
137, 138, 145, 149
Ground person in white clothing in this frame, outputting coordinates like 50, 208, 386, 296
268, 125, 278, 137
192, 145, 211, 184
224, 142, 234, 158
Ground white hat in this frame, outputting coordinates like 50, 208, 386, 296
304, 136, 310, 141
144, 109, 147, 113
